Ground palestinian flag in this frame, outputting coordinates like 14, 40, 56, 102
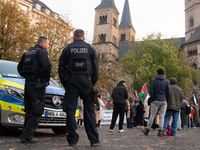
110, 101, 114, 105
193, 89, 199, 106
134, 87, 138, 100
106, 100, 110, 110
139, 83, 148, 103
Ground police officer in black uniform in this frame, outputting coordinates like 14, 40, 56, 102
58, 29, 99, 147
17, 36, 51, 143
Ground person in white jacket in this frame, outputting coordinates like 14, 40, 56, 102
97, 95, 105, 127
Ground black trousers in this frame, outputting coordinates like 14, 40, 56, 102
136, 115, 143, 126
20, 80, 45, 140
110, 103, 126, 130
64, 78, 99, 145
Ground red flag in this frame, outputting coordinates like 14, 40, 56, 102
106, 101, 110, 110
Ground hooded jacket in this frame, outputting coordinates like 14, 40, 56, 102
150, 75, 170, 102
111, 83, 128, 104
167, 77, 183, 111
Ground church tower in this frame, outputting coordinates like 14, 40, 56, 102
185, 0, 200, 41
119, 0, 136, 42
93, 0, 119, 61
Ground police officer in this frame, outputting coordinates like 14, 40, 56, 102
17, 36, 51, 143
58, 29, 99, 147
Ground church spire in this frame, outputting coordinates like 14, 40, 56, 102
95, 0, 119, 13
119, 0, 134, 29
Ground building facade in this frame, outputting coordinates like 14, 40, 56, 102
182, 0, 200, 99
92, 0, 136, 61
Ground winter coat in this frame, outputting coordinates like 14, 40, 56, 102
136, 101, 144, 117
193, 105, 199, 122
150, 75, 170, 102
130, 102, 134, 112
167, 84, 183, 111
98, 98, 105, 120
111, 83, 128, 104
181, 102, 189, 126
127, 101, 130, 118
78, 107, 84, 120
133, 103, 138, 117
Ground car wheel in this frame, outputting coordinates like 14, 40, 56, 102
52, 126, 68, 134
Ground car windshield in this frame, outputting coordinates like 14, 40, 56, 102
0, 60, 22, 78
50, 78, 59, 85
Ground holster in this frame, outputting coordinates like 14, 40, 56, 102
35, 78, 48, 90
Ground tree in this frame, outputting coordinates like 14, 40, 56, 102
120, 33, 199, 95
94, 52, 119, 97
0, 0, 34, 61
35, 14, 73, 78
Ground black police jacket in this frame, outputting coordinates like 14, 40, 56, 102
18, 44, 52, 82
58, 39, 99, 86
111, 83, 128, 104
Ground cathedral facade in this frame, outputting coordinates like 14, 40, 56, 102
92, 0, 136, 61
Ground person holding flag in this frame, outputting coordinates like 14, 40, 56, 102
192, 89, 199, 127
141, 68, 170, 137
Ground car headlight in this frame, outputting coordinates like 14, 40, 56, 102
4, 86, 24, 100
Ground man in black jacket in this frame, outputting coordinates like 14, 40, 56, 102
18, 36, 52, 143
109, 81, 128, 133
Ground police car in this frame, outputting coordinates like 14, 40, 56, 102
0, 59, 79, 135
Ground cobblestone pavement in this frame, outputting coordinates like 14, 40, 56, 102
0, 125, 200, 150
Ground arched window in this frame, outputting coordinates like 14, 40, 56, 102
193, 50, 196, 55
113, 18, 117, 27
99, 15, 107, 24
99, 16, 103, 24
189, 16, 194, 27
99, 34, 106, 42
121, 34, 126, 41
103, 15, 107, 24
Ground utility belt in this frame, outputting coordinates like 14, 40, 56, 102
70, 74, 91, 82
25, 76, 47, 89
25, 76, 40, 81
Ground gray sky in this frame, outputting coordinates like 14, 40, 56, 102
40, 0, 185, 43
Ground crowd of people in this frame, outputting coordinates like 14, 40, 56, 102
77, 68, 199, 138
108, 68, 199, 137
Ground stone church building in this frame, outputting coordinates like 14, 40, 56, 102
92, 0, 200, 99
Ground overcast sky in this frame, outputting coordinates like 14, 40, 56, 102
40, 0, 185, 43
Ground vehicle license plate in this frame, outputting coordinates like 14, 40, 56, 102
45, 111, 66, 118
